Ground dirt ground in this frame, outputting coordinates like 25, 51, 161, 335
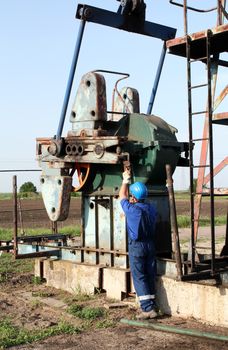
1, 274, 228, 350
0, 198, 228, 349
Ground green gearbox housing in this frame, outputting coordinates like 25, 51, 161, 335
36, 71, 188, 222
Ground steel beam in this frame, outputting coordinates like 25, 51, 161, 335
76, 4, 176, 40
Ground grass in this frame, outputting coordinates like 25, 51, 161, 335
0, 319, 80, 349
67, 304, 106, 320
96, 319, 116, 329
0, 228, 13, 241
0, 193, 81, 200
177, 215, 227, 228
0, 225, 81, 241
0, 253, 33, 283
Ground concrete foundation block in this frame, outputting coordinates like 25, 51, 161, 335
103, 267, 130, 300
156, 276, 228, 327
36, 259, 101, 295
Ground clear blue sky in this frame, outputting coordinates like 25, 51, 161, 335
0, 0, 227, 192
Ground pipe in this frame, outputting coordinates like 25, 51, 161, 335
147, 42, 167, 114
120, 319, 228, 342
56, 20, 86, 140
207, 30, 216, 275
183, 0, 188, 35
13, 175, 18, 258
166, 164, 183, 279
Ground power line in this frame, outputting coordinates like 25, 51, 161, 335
0, 169, 41, 173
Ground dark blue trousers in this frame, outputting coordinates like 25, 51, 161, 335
128, 240, 156, 312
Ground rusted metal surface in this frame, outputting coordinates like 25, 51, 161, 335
203, 157, 228, 185
214, 85, 228, 111
186, 35, 195, 270
212, 112, 228, 124
13, 176, 18, 258
207, 30, 216, 275
169, 0, 217, 13
166, 24, 228, 59
70, 72, 107, 136
15, 250, 60, 259
166, 164, 182, 280
217, 0, 227, 25
113, 87, 139, 119
37, 136, 127, 165
40, 174, 72, 221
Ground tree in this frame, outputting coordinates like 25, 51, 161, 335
19, 181, 37, 194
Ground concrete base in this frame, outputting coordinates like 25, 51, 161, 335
156, 276, 228, 328
103, 267, 130, 300
35, 258, 228, 327
35, 259, 102, 294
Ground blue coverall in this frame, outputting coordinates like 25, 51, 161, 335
121, 199, 157, 312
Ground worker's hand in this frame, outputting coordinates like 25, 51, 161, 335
122, 170, 131, 184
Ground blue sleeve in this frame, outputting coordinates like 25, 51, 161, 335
120, 199, 142, 240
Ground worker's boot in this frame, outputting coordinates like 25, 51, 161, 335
136, 309, 157, 320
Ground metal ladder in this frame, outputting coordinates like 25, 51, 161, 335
184, 2, 228, 275
186, 31, 216, 273
168, 0, 228, 280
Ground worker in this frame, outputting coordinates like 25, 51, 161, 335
119, 170, 157, 319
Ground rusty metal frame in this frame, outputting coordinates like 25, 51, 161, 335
10, 175, 68, 259
167, 0, 228, 279
169, 0, 217, 13
203, 157, 228, 186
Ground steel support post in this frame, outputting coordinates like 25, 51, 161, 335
13, 175, 18, 258
56, 20, 86, 139
147, 42, 167, 114
207, 31, 216, 275
166, 164, 183, 280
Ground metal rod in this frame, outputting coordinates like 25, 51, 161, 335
186, 36, 195, 270
15, 250, 60, 259
13, 175, 18, 258
183, 0, 188, 35
0, 169, 41, 173
110, 196, 114, 267
120, 318, 228, 342
56, 20, 86, 140
166, 164, 183, 280
147, 42, 167, 114
169, 0, 217, 13
51, 221, 58, 234
95, 195, 99, 265
0, 245, 14, 252
207, 31, 216, 275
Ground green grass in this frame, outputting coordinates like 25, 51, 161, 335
0, 193, 81, 200
67, 305, 106, 320
0, 193, 12, 200
177, 215, 227, 228
0, 319, 80, 349
0, 225, 81, 241
0, 253, 33, 283
96, 319, 116, 329
0, 228, 13, 241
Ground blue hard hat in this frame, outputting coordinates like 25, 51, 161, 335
129, 182, 148, 200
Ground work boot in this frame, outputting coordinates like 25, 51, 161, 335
136, 309, 157, 320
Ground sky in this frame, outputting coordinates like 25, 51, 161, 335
0, 0, 227, 192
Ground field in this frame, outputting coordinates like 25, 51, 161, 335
0, 196, 228, 349
0, 196, 227, 229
